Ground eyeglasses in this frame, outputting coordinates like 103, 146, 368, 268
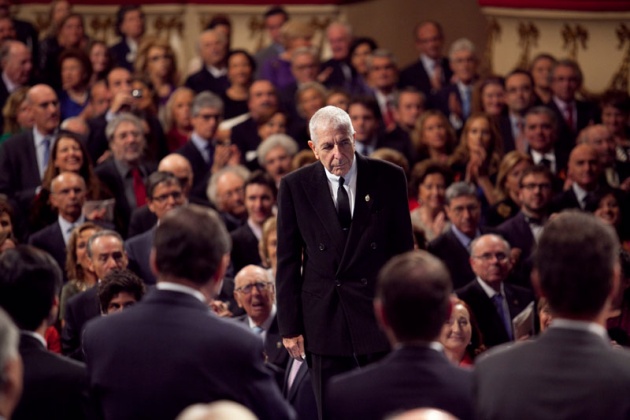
150, 191, 183, 204
472, 252, 508, 262
521, 183, 552, 191
235, 281, 274, 295
195, 113, 222, 121
449, 204, 479, 215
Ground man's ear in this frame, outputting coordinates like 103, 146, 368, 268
374, 298, 388, 330
149, 248, 158, 276
531, 268, 545, 298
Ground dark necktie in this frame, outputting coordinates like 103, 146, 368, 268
492, 294, 513, 340
337, 177, 351, 230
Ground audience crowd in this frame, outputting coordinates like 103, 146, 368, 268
0, 2, 630, 419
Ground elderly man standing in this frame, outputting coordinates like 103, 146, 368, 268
277, 105, 413, 418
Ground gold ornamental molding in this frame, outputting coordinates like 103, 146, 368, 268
515, 21, 538, 70
561, 24, 588, 61
608, 23, 630, 92
480, 17, 501, 77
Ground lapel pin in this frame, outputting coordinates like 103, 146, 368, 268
365, 194, 370, 202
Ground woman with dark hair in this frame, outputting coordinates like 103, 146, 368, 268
439, 298, 486, 366
58, 48, 93, 120
30, 131, 111, 232
409, 160, 452, 246
349, 36, 378, 95
411, 109, 458, 164
486, 151, 533, 226
471, 76, 506, 117
38, 13, 87, 90
222, 49, 255, 119
88, 39, 114, 84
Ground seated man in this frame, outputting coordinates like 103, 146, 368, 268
0, 246, 90, 419
326, 250, 474, 420
456, 234, 534, 348
97, 268, 146, 315
256, 134, 298, 187
207, 165, 250, 232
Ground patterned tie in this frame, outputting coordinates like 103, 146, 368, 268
492, 294, 513, 340
337, 177, 351, 230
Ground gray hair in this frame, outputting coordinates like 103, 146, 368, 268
291, 46, 319, 64
206, 165, 250, 207
366, 48, 397, 72
0, 307, 18, 386
448, 38, 476, 61
86, 229, 124, 259
445, 181, 477, 205
470, 234, 511, 257
191, 91, 224, 117
197, 29, 227, 52
549, 58, 583, 87
393, 87, 426, 110
105, 113, 144, 142
257, 134, 299, 166
326, 21, 353, 38
309, 105, 355, 146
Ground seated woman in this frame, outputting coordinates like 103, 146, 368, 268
60, 222, 103, 324
222, 49, 255, 120
471, 76, 506, 118
163, 87, 194, 152
259, 216, 278, 279
486, 151, 532, 226
88, 39, 114, 84
411, 110, 458, 165
409, 160, 452, 247
257, 110, 288, 142
30, 130, 111, 232
449, 112, 504, 206
58, 48, 93, 120
439, 298, 486, 366
0, 87, 32, 145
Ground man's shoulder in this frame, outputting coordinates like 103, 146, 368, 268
126, 227, 154, 248
29, 221, 61, 243
67, 286, 98, 309
455, 279, 482, 299
2, 130, 31, 150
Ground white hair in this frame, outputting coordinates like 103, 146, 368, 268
308, 105, 355, 146
257, 134, 299, 166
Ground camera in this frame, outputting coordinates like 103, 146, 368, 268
131, 89, 143, 99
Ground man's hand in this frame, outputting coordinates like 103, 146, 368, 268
283, 335, 305, 360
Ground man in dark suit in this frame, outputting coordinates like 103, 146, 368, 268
429, 182, 491, 289
399, 21, 452, 98
95, 113, 157, 236
455, 234, 534, 348
432, 38, 478, 131
326, 250, 474, 420
126, 171, 186, 285
0, 246, 90, 420
524, 106, 570, 184
0, 84, 59, 217
230, 171, 276, 274
83, 205, 293, 420
320, 22, 363, 95
234, 265, 288, 386
185, 29, 229, 95
497, 165, 553, 289
498, 70, 535, 153
254, 6, 288, 79
475, 212, 630, 419
86, 67, 167, 164
29, 173, 88, 281
0, 40, 33, 132
578, 124, 630, 189
551, 144, 604, 213
109, 5, 145, 72
207, 165, 249, 232
0, 308, 21, 420
62, 230, 128, 359
277, 105, 414, 418
176, 91, 234, 203
545, 59, 597, 152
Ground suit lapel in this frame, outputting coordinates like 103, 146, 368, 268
303, 163, 346, 259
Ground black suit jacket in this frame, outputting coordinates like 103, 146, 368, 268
398, 56, 452, 97
231, 117, 263, 171
283, 359, 317, 420
456, 279, 534, 348
184, 68, 229, 95
175, 139, 212, 203
83, 289, 293, 420
230, 223, 262, 274
377, 125, 416, 165
14, 333, 90, 420
62, 286, 100, 360
0, 130, 41, 204
0, 78, 10, 133
95, 158, 157, 236
28, 221, 68, 281
545, 99, 597, 152
127, 205, 157, 237
326, 345, 474, 420
475, 327, 630, 420
496, 211, 537, 288
428, 227, 495, 290
497, 113, 517, 153
109, 40, 134, 72
276, 154, 414, 356
126, 226, 157, 285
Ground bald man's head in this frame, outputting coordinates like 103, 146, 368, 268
158, 154, 193, 195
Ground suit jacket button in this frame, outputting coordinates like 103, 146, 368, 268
370, 242, 377, 249
361, 278, 368, 285
319, 243, 326, 251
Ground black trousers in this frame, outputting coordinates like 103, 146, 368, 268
308, 351, 387, 420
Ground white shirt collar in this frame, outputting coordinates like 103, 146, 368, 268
247, 218, 263, 241
58, 214, 85, 245
190, 131, 212, 163
21, 330, 47, 347
206, 65, 227, 78
571, 182, 589, 208
476, 276, 505, 299
2, 71, 20, 93
324, 154, 357, 186
156, 282, 206, 303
